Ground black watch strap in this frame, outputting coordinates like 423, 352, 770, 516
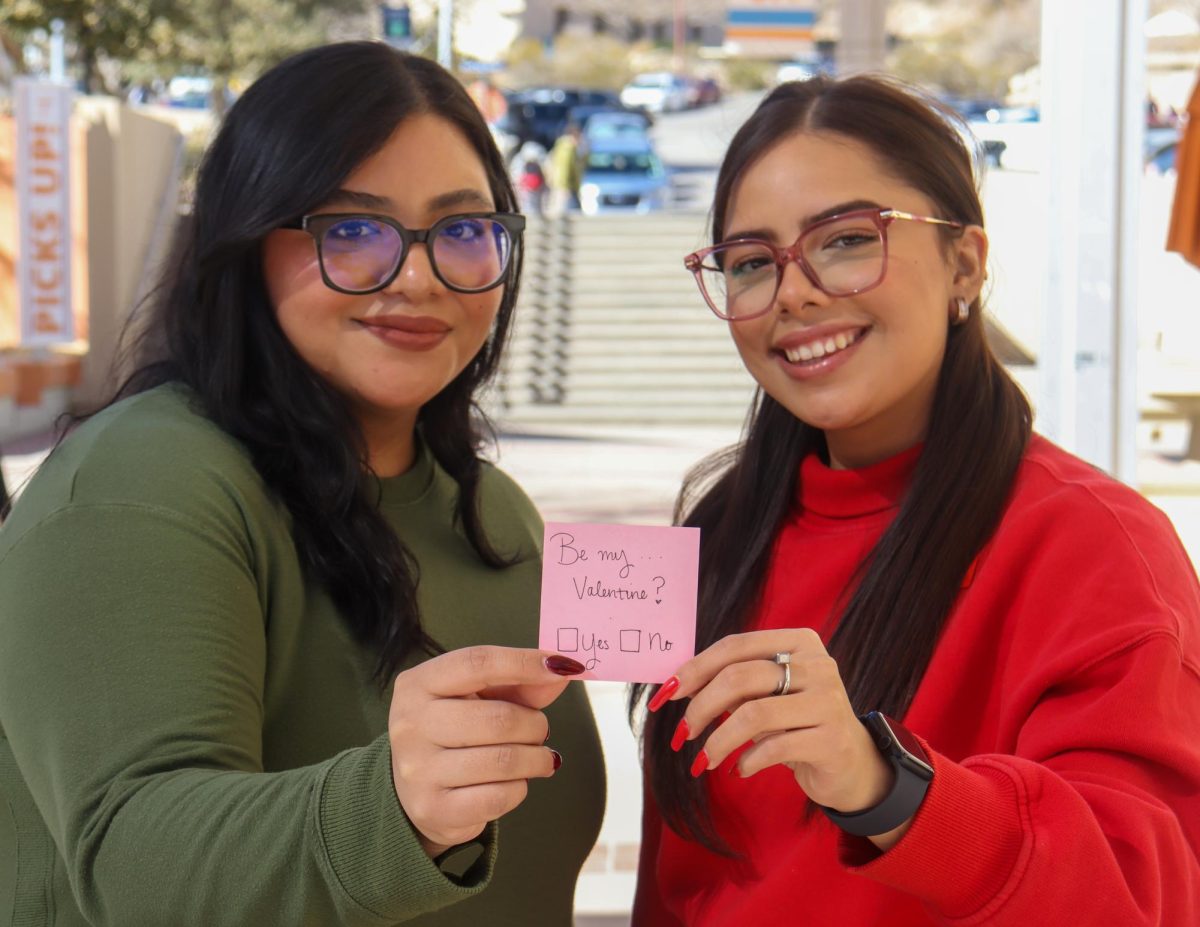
820, 712, 933, 837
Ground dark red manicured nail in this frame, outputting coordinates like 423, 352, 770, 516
648, 676, 680, 712
545, 655, 586, 676
550, 749, 562, 771
690, 750, 709, 778
671, 718, 690, 752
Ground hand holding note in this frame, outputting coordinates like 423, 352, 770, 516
538, 522, 700, 682
387, 646, 582, 858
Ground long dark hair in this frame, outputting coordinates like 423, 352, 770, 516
104, 42, 523, 682
631, 75, 1032, 851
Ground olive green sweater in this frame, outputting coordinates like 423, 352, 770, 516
0, 385, 605, 927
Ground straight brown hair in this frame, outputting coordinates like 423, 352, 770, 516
631, 75, 1032, 852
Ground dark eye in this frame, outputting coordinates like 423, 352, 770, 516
824, 230, 878, 250
328, 219, 385, 242
441, 218, 487, 242
729, 255, 772, 278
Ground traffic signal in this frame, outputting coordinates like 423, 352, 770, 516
381, 5, 412, 43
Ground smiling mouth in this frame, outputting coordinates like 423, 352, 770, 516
779, 327, 867, 364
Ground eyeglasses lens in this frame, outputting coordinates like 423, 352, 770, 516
320, 218, 405, 293
698, 242, 776, 320
318, 216, 514, 294
699, 215, 886, 318
431, 217, 512, 291
807, 215, 885, 295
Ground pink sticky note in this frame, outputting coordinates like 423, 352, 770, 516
539, 522, 699, 683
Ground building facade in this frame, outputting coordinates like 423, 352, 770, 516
520, 0, 730, 48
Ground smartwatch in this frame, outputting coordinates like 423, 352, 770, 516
820, 711, 933, 837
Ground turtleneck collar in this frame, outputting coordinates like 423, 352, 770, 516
371, 437, 437, 509
795, 443, 923, 520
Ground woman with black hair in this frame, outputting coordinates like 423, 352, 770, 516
633, 75, 1200, 925
0, 42, 603, 926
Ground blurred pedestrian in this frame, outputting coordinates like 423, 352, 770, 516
0, 41, 603, 927
467, 76, 508, 126
546, 122, 583, 217
514, 140, 548, 216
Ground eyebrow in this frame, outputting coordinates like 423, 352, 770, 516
324, 189, 393, 210
427, 188, 495, 212
322, 187, 496, 214
724, 199, 884, 243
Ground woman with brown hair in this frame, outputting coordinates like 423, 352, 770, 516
632, 75, 1200, 925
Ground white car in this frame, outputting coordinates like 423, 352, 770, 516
620, 73, 691, 113
775, 61, 817, 84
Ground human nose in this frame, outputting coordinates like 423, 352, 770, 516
772, 254, 829, 315
383, 240, 442, 297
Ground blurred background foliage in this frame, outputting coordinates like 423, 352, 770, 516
1, 1, 1196, 109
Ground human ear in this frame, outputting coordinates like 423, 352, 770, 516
950, 225, 988, 309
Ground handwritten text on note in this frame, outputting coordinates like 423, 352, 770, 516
539, 522, 699, 683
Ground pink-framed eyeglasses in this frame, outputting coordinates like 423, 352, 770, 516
683, 207, 964, 321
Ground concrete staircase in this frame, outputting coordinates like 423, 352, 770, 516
488, 212, 1034, 433
490, 212, 757, 430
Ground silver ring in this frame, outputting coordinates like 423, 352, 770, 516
772, 652, 791, 697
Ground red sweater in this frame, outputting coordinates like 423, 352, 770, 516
634, 436, 1200, 926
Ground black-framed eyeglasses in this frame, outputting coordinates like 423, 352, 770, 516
684, 208, 964, 321
281, 211, 526, 296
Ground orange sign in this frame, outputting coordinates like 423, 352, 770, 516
15, 79, 73, 345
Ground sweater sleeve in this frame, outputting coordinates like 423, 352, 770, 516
0, 499, 495, 927
839, 633, 1200, 925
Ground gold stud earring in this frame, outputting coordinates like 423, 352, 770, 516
955, 297, 969, 324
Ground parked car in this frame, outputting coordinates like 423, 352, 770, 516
580, 110, 653, 145
775, 60, 817, 84
774, 57, 833, 85
620, 73, 691, 113
494, 87, 622, 154
578, 137, 669, 215
682, 76, 722, 107
568, 104, 653, 135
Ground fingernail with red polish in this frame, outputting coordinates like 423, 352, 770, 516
545, 655, 586, 676
550, 749, 562, 771
671, 718, 690, 752
690, 750, 709, 778
648, 676, 680, 712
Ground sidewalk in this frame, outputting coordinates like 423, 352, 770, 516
492, 424, 1200, 551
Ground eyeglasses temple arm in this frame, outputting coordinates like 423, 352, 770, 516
882, 209, 963, 229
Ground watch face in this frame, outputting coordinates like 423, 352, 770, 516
868, 713, 934, 780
